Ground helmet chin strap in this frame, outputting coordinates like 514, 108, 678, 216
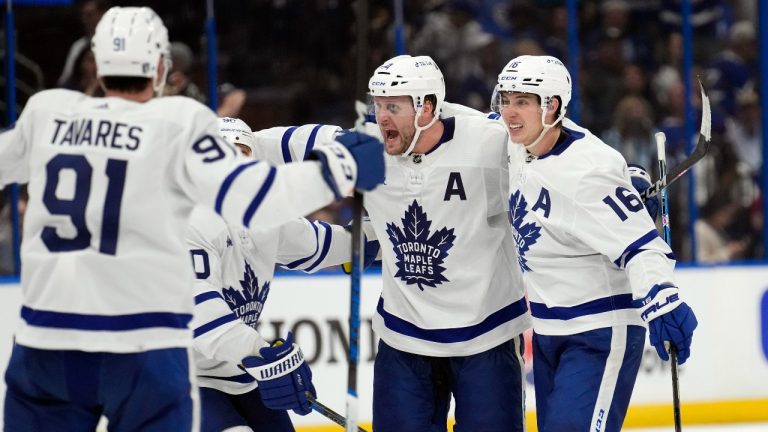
401, 107, 439, 157
518, 105, 566, 152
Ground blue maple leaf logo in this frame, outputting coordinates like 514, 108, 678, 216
509, 190, 542, 272
385, 200, 455, 291
222, 262, 270, 328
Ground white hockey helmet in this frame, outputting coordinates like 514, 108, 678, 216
492, 55, 572, 124
368, 55, 445, 155
91, 6, 171, 94
218, 117, 257, 156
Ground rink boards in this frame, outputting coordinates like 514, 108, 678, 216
1, 264, 767, 431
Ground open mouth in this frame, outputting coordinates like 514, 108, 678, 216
384, 129, 399, 141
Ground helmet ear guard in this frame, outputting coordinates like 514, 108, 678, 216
92, 6, 171, 95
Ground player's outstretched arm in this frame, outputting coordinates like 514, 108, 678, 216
185, 115, 385, 230
252, 124, 342, 165
276, 218, 350, 273
242, 331, 316, 416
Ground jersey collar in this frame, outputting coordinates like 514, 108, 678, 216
537, 126, 584, 160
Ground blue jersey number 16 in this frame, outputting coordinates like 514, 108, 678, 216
602, 186, 644, 221
42, 154, 127, 255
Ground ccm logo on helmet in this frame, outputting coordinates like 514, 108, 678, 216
499, 76, 517, 81
370, 81, 387, 87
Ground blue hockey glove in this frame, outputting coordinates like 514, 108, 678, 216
334, 131, 385, 191
628, 164, 659, 220
310, 131, 385, 200
241, 332, 316, 415
634, 284, 698, 364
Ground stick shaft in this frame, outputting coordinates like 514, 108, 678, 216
655, 132, 683, 432
308, 393, 368, 432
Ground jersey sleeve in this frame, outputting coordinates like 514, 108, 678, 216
252, 124, 342, 164
571, 164, 676, 299
175, 108, 338, 230
0, 95, 38, 186
276, 218, 351, 272
187, 216, 268, 364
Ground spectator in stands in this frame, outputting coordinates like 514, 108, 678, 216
410, 0, 494, 95
705, 20, 759, 115
695, 193, 748, 263
61, 48, 102, 97
57, 0, 109, 87
725, 86, 762, 181
0, 187, 27, 276
602, 95, 660, 178
164, 41, 246, 118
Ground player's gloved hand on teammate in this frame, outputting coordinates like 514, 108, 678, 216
628, 164, 659, 220
633, 283, 698, 364
341, 220, 381, 274
310, 131, 385, 200
242, 332, 316, 415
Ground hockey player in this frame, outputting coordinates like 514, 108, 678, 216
190, 117, 352, 432
224, 56, 531, 432
492, 55, 698, 431
0, 7, 384, 432
363, 55, 531, 432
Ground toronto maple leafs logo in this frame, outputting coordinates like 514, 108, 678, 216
385, 200, 455, 291
222, 262, 270, 328
509, 190, 542, 272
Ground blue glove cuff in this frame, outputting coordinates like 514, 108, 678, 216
633, 283, 680, 322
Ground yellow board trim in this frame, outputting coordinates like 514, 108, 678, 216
296, 399, 768, 432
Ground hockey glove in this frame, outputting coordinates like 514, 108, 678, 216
633, 283, 698, 364
310, 131, 384, 200
628, 164, 659, 220
241, 332, 316, 415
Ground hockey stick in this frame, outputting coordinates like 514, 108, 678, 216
346, 0, 368, 431
640, 79, 712, 202
655, 132, 683, 432
308, 393, 369, 432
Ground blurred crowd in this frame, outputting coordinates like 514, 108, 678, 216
0, 0, 763, 275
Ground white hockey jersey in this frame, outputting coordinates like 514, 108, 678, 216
188, 206, 348, 394
368, 116, 530, 356
0, 90, 340, 353
245, 117, 530, 356
508, 118, 676, 335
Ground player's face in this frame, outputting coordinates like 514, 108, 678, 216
373, 96, 417, 155
235, 143, 252, 158
498, 92, 544, 145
